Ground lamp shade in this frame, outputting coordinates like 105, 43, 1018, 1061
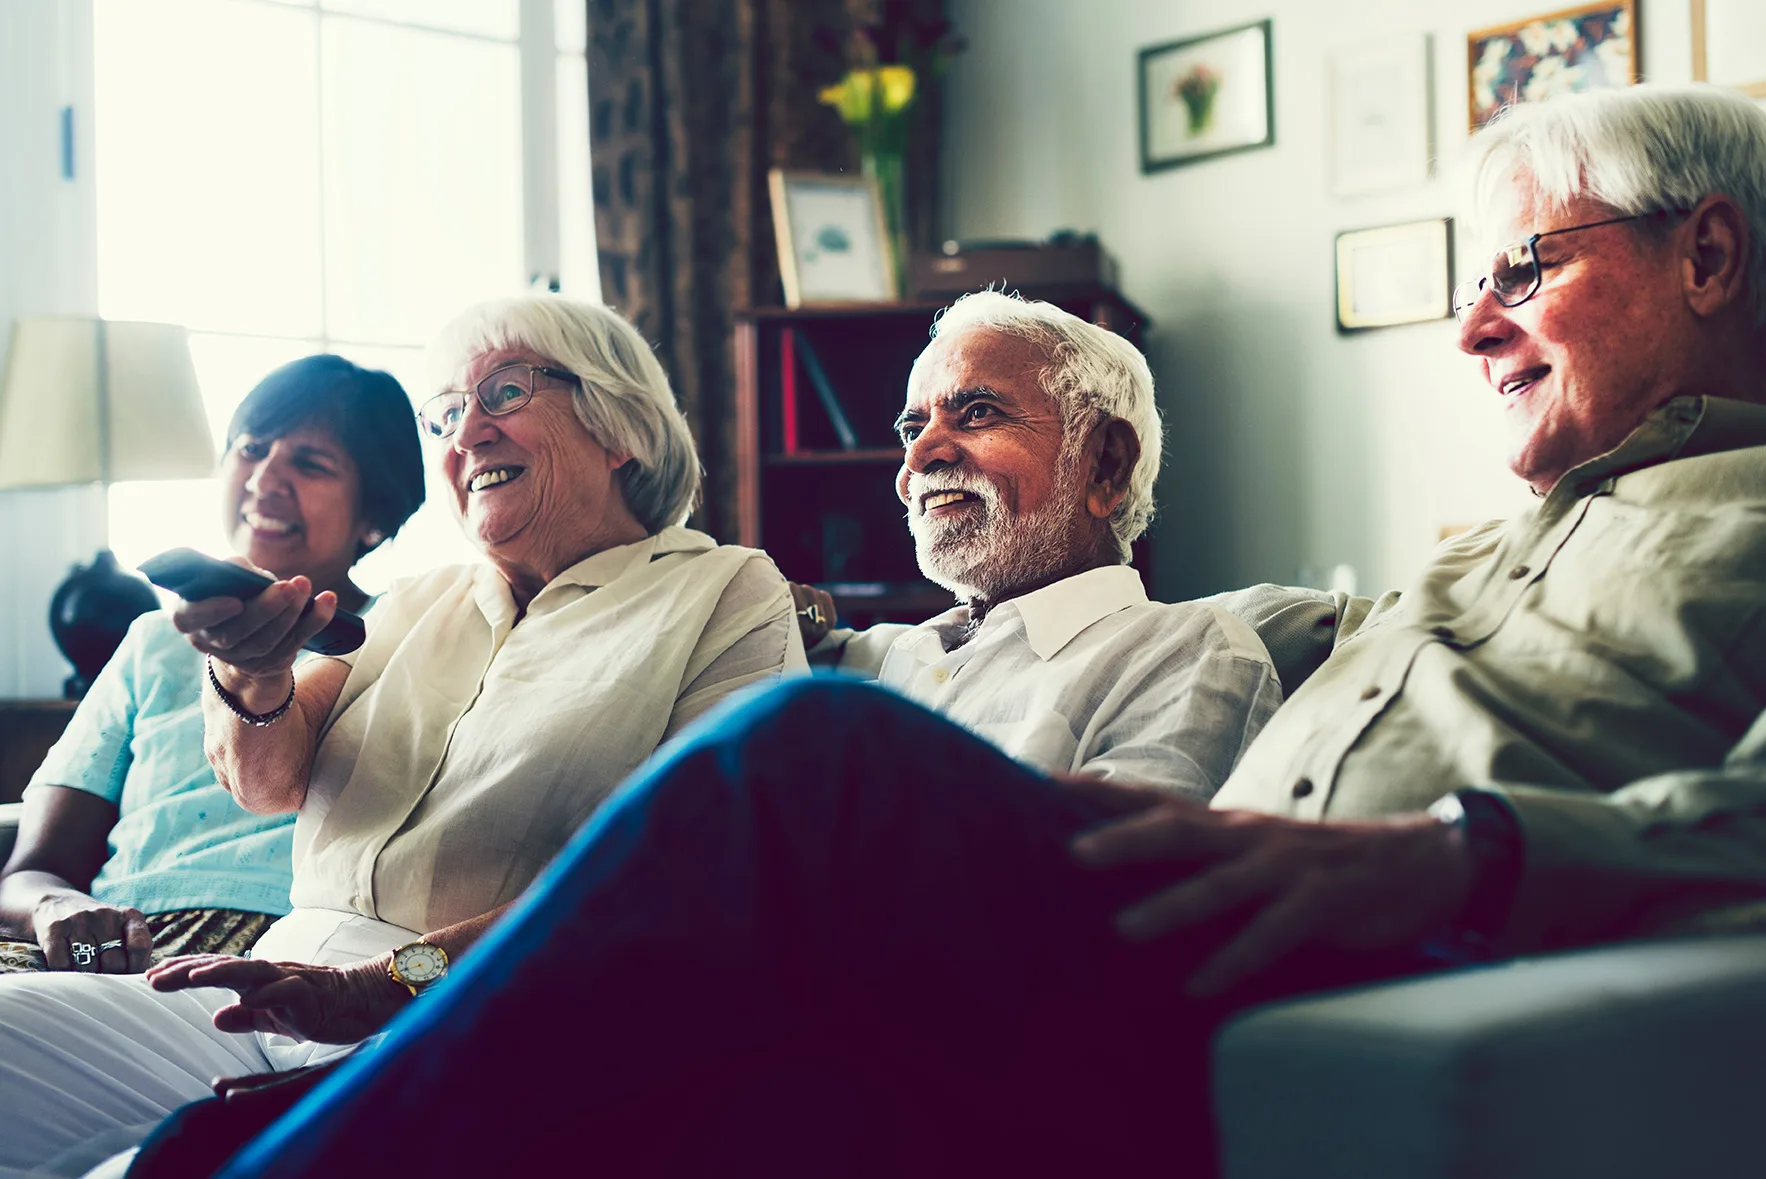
0, 316, 215, 489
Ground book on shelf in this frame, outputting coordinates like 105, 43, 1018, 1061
780, 328, 800, 454
792, 332, 858, 450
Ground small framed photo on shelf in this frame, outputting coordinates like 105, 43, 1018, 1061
1692, 0, 1766, 98
767, 169, 898, 308
1138, 19, 1274, 173
1468, 2, 1637, 132
1335, 218, 1454, 332
1329, 34, 1432, 197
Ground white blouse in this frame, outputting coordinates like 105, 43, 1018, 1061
278, 527, 804, 944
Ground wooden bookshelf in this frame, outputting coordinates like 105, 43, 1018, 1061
734, 287, 1150, 626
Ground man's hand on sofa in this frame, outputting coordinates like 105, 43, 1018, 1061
1062, 776, 1474, 998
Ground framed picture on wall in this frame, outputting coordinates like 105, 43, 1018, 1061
1139, 20, 1274, 173
1692, 0, 1766, 98
767, 170, 898, 308
1335, 218, 1454, 332
1467, 1, 1637, 132
1328, 34, 1433, 196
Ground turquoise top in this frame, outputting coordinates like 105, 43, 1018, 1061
25, 610, 315, 916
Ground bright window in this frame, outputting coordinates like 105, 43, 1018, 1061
95, 0, 594, 590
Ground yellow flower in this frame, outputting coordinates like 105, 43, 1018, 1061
818, 74, 872, 124
818, 66, 918, 125
876, 65, 916, 113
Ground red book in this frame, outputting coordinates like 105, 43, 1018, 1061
780, 328, 799, 455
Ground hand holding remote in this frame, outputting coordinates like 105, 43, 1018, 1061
141, 549, 356, 710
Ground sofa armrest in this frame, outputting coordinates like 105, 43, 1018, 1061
1214, 936, 1766, 1179
0, 801, 19, 868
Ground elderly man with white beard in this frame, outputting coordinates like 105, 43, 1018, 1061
803, 291, 1282, 799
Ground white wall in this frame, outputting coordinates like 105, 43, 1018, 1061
944, 0, 1697, 600
0, 0, 105, 698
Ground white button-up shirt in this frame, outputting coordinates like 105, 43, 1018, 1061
276, 527, 804, 948
875, 565, 1282, 799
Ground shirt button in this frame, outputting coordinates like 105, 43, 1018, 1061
1359, 685, 1380, 701
1508, 565, 1531, 580
1429, 625, 1455, 640
1291, 777, 1314, 800
931, 667, 950, 684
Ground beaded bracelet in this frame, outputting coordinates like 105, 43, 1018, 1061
206, 657, 296, 727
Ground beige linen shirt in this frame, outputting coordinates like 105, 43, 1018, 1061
877, 565, 1282, 798
286, 526, 804, 940
1213, 397, 1766, 950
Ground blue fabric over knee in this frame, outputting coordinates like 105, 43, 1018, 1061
216, 678, 1178, 1179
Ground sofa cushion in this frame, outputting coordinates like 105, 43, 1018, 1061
1214, 936, 1766, 1179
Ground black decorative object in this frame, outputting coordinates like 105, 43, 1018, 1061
49, 549, 159, 698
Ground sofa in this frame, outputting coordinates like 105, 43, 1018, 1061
0, 802, 17, 868
4, 584, 1765, 1176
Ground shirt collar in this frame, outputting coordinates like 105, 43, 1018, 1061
1010, 564, 1149, 660
471, 525, 717, 623
1557, 396, 1766, 496
897, 564, 1147, 664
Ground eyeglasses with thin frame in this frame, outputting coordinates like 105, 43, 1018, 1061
417, 363, 581, 440
1451, 207, 1690, 323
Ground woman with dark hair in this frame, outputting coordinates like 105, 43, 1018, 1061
0, 355, 424, 975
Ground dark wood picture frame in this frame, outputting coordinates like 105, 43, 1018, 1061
1138, 19, 1275, 174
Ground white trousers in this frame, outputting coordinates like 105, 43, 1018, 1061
0, 909, 414, 1179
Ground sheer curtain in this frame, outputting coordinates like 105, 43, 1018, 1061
94, 0, 596, 592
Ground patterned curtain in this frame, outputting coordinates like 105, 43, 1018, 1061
586, 0, 944, 540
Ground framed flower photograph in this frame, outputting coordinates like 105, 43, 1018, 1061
767, 169, 898, 308
1335, 218, 1454, 333
1467, 2, 1637, 132
1139, 20, 1274, 173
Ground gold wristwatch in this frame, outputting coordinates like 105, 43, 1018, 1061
387, 940, 450, 997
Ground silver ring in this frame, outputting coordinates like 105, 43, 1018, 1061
796, 603, 825, 627
70, 942, 96, 967
98, 939, 125, 952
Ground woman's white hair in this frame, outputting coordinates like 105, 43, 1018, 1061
430, 295, 701, 533
1465, 83, 1766, 324
919, 291, 1163, 561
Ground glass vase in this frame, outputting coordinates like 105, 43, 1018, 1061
862, 148, 910, 300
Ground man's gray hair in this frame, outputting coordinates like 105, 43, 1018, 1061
918, 291, 1163, 561
1465, 83, 1766, 324
431, 296, 701, 533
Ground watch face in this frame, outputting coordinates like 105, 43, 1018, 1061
393, 943, 449, 987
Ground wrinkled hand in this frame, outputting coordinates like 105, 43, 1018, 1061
789, 582, 837, 648
1061, 776, 1474, 998
147, 953, 407, 1044
32, 895, 152, 973
169, 563, 336, 706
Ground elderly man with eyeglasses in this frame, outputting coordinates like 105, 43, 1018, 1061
128, 83, 1766, 1179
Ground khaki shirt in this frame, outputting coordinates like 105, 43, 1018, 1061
1213, 397, 1766, 950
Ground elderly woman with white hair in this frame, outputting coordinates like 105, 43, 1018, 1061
0, 295, 805, 1177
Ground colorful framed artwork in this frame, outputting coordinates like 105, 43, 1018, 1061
1328, 34, 1433, 196
1335, 218, 1454, 332
1692, 0, 1766, 98
1139, 20, 1274, 173
767, 169, 898, 308
1467, 1, 1637, 132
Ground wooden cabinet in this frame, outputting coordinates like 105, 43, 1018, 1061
734, 289, 1150, 627
0, 700, 77, 804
